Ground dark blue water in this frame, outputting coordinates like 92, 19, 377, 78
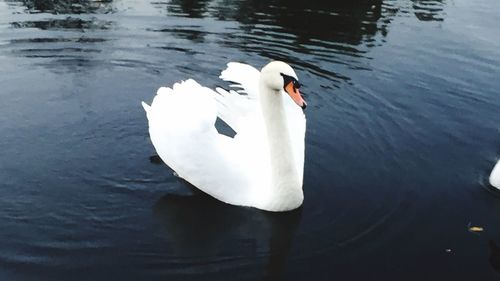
1, 0, 500, 280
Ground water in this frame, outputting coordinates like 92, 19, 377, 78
0, 0, 499, 280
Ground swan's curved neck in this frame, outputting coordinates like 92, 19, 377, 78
259, 82, 301, 199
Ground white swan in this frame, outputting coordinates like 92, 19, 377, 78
142, 61, 307, 212
491, 160, 500, 189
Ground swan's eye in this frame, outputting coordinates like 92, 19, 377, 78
280, 73, 300, 93
281, 72, 307, 109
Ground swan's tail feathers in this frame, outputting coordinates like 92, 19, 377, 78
142, 101, 151, 113
142, 101, 151, 120
219, 62, 260, 98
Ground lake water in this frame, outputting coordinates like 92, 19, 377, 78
1, 0, 500, 280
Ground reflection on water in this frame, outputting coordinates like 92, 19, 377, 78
167, 0, 387, 44
412, 0, 445, 21
2, 0, 397, 82
1, 0, 500, 280
2, 0, 449, 81
166, 0, 209, 18
10, 17, 113, 30
490, 241, 500, 275
154, 192, 301, 280
11, 0, 114, 14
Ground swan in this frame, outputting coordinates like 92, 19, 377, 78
491, 160, 500, 189
142, 61, 307, 212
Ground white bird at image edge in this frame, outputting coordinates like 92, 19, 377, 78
491, 160, 500, 189
142, 61, 307, 212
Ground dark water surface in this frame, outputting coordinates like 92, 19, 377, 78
1, 0, 500, 280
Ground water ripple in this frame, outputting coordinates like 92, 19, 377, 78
1, 0, 500, 280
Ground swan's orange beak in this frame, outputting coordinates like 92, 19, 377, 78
285, 81, 307, 109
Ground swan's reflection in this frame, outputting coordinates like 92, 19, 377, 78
153, 191, 302, 280
489, 240, 500, 275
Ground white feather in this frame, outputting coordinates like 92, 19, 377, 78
491, 160, 500, 189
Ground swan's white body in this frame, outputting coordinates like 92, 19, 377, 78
142, 62, 306, 211
491, 160, 500, 190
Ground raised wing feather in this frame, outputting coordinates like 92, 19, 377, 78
219, 62, 260, 98
212, 63, 261, 134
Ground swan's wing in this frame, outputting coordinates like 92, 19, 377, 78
145, 79, 218, 139
212, 62, 261, 133
142, 79, 259, 207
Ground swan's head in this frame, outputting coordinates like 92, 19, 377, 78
261, 61, 307, 109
